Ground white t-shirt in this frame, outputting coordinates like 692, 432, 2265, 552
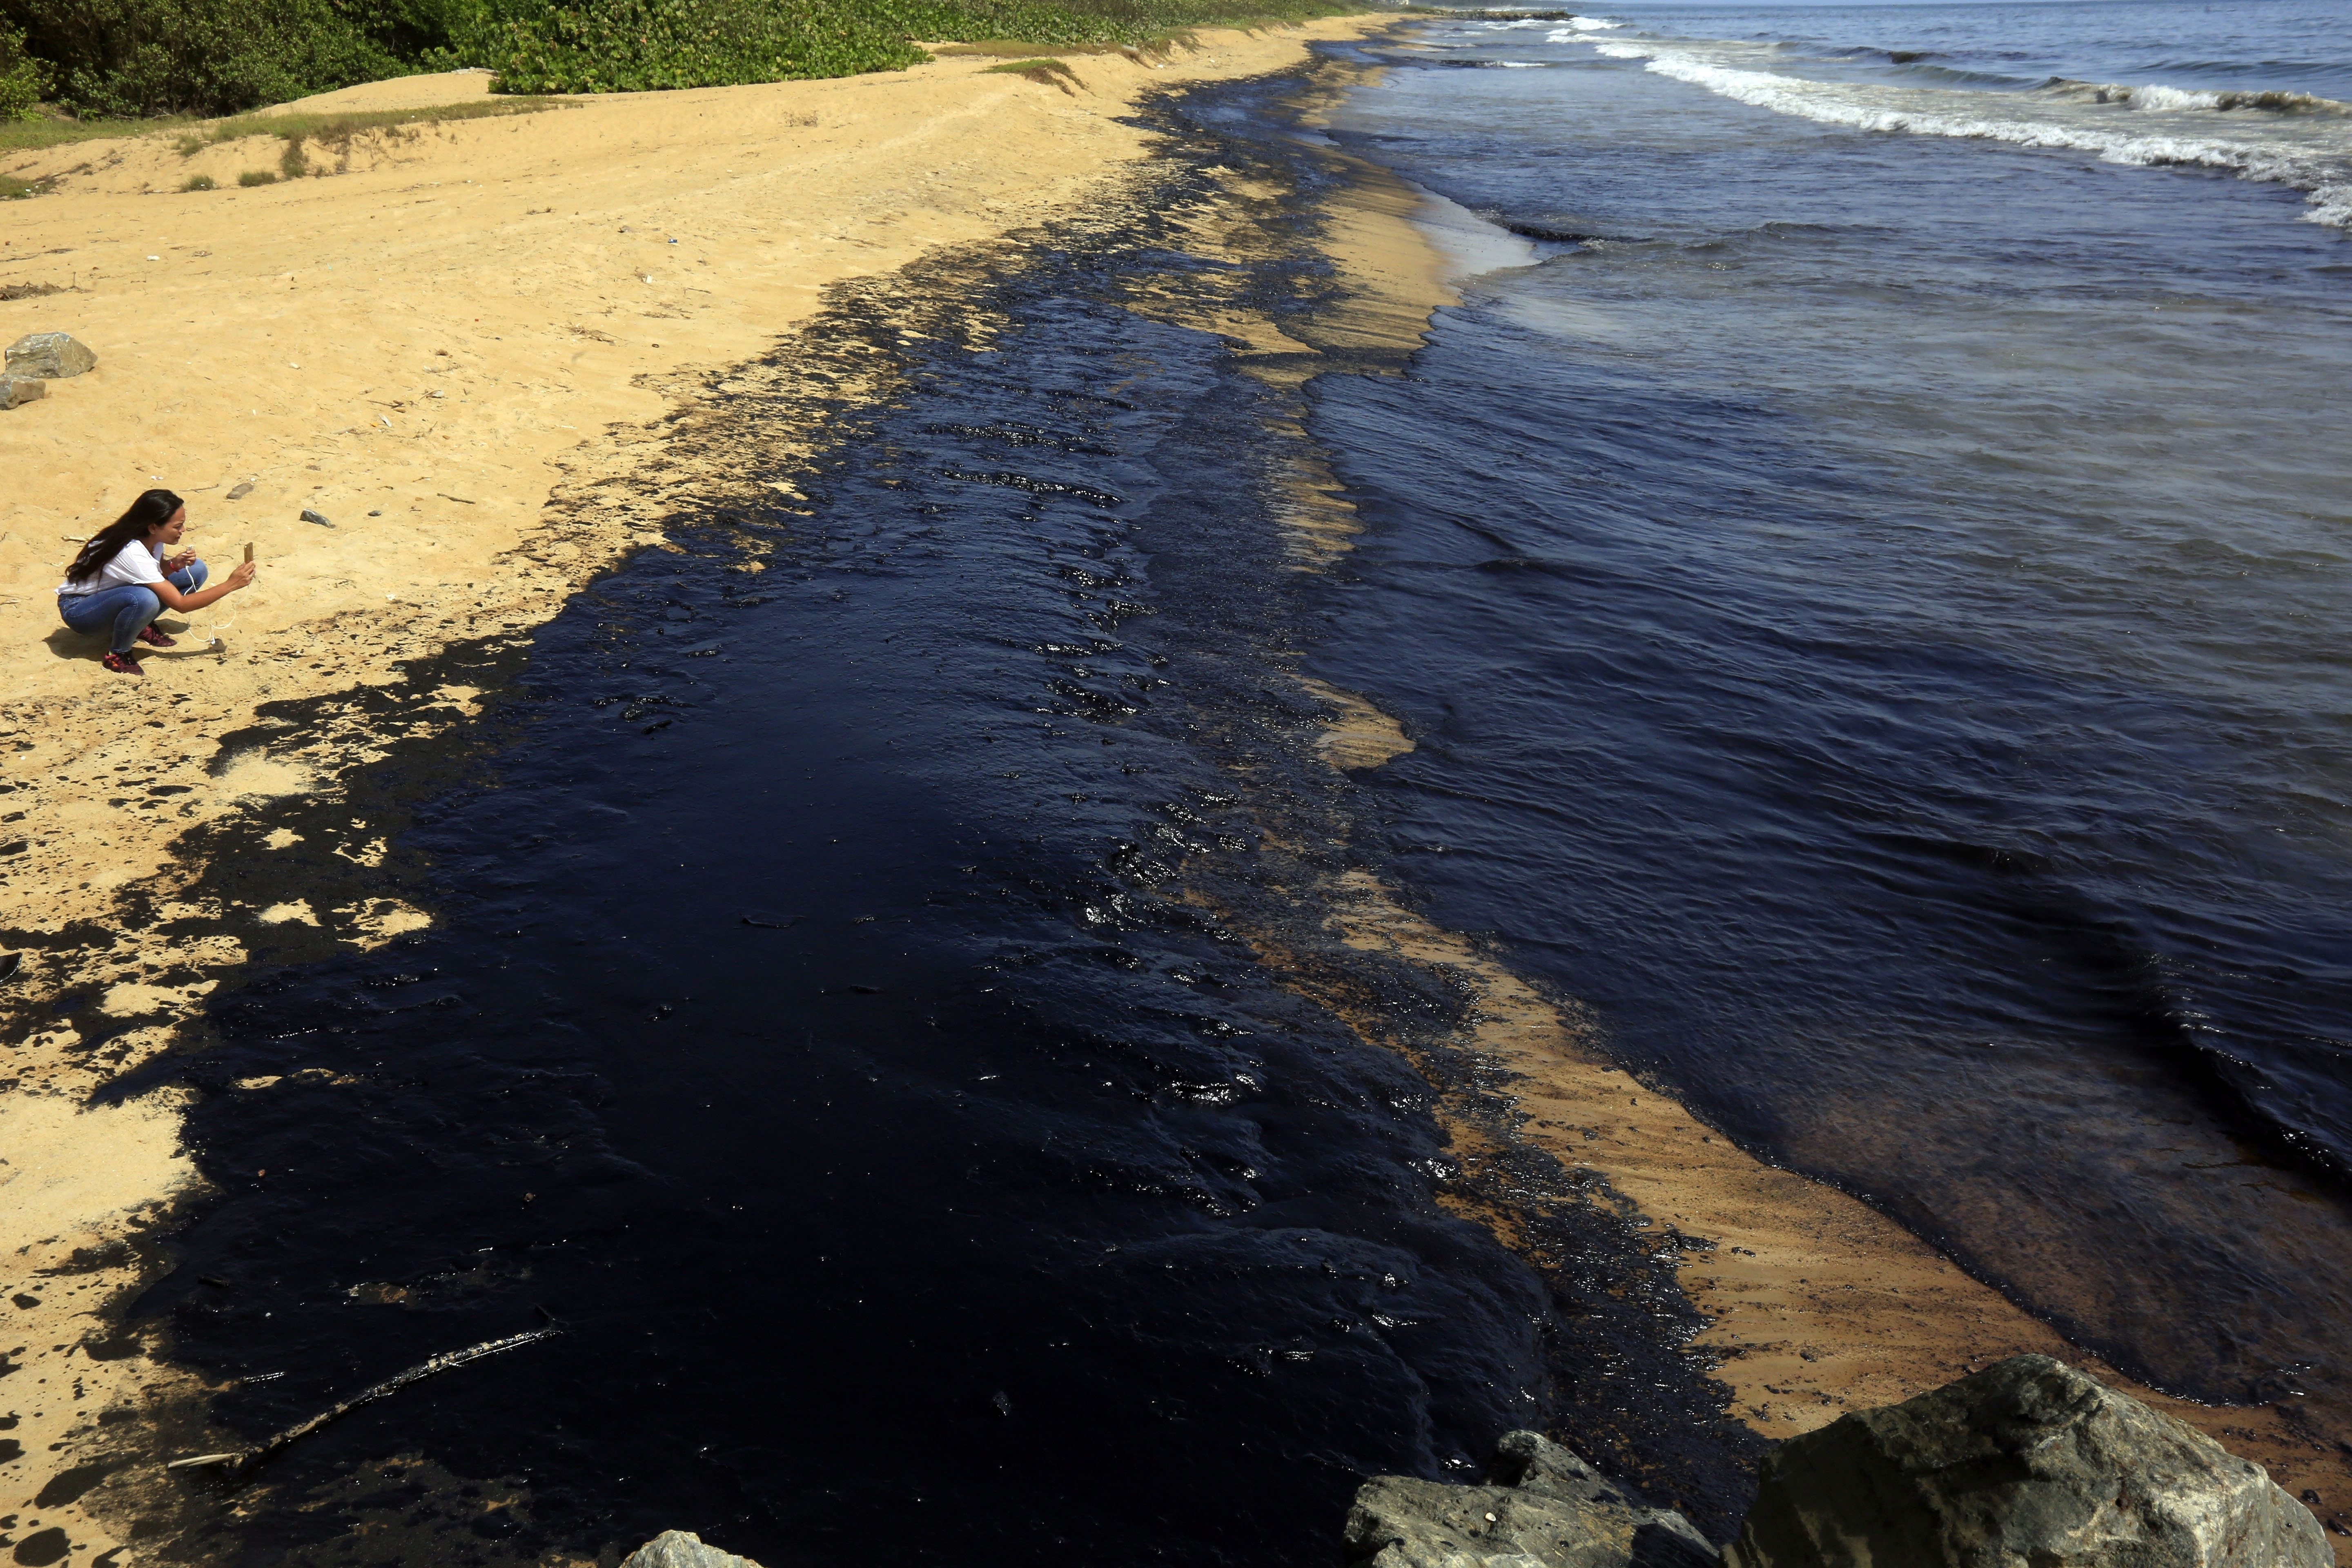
58, 538, 167, 597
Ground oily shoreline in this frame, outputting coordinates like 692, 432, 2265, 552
0, 29, 2337, 1564
0, 27, 1406, 1561
80, 78, 1529, 1560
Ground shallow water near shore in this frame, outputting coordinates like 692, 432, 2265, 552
115, 71, 1761, 1565
1314, 0, 2352, 1435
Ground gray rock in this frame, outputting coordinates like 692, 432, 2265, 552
227, 481, 255, 500
0, 376, 46, 410
300, 508, 334, 527
1346, 1431, 1717, 1568
1725, 1354, 2328, 1568
618, 1529, 764, 1568
5, 332, 97, 379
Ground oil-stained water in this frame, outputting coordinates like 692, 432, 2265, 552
103, 69, 1762, 1566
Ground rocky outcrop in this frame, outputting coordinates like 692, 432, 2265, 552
1345, 1430, 1717, 1568
4, 332, 97, 378
0, 376, 45, 410
618, 1530, 765, 1568
1343, 1359, 2324, 1568
1726, 1354, 2329, 1568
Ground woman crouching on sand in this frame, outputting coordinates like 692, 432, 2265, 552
58, 489, 255, 677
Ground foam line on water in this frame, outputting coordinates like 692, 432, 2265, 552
2058, 80, 2352, 115
1408, 184, 1545, 280
1589, 40, 2352, 229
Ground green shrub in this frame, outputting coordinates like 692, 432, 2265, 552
868, 0, 1349, 50
464, 0, 926, 93
179, 169, 212, 186
0, 0, 410, 116
0, 22, 43, 118
464, 0, 1352, 94
0, 0, 1357, 120
237, 166, 274, 183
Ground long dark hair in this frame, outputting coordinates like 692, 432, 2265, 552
66, 489, 184, 584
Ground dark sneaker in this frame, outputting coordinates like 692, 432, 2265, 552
137, 625, 177, 648
102, 651, 144, 677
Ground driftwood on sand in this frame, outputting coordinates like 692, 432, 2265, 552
166, 1327, 559, 1475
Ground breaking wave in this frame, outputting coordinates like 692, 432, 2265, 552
2042, 78, 2352, 116
1523, 15, 1617, 42
1589, 40, 2352, 230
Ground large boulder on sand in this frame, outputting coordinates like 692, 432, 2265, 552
1726, 1354, 2329, 1568
0, 376, 45, 410
618, 1530, 764, 1568
1345, 1430, 1717, 1568
4, 332, 96, 378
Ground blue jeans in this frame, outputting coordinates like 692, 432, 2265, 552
58, 560, 207, 653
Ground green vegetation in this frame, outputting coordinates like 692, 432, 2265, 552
473, 0, 1357, 95
0, 109, 185, 152
982, 56, 1079, 89
0, 0, 1363, 122
476, 0, 922, 93
160, 98, 563, 183
3, 0, 410, 117
0, 22, 42, 117
175, 95, 555, 150
179, 169, 212, 186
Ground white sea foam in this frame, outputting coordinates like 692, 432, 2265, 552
2123, 82, 2228, 112
2046, 79, 2352, 116
1497, 61, 1549, 69
1590, 39, 2352, 229
2307, 179, 2352, 228
1411, 186, 1545, 279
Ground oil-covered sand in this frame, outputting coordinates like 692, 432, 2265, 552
1, 30, 2339, 1567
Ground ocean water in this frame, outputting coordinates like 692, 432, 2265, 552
1315, 0, 2352, 1424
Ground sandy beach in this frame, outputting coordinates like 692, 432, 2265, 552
2, 20, 2339, 1558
